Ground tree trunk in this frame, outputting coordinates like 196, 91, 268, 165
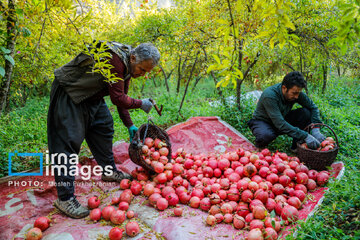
322, 64, 328, 94
178, 52, 200, 115
0, 0, 17, 116
151, 77, 157, 87
176, 54, 182, 94
191, 76, 202, 91
337, 65, 341, 77
159, 64, 170, 92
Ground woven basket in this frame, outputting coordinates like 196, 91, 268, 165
128, 121, 172, 173
296, 123, 339, 171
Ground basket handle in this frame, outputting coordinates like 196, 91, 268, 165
304, 123, 339, 148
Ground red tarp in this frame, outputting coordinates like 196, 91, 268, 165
0, 116, 344, 240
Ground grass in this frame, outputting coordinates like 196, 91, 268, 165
0, 75, 359, 238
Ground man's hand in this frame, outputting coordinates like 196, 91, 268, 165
128, 125, 138, 142
304, 134, 320, 149
140, 98, 153, 114
311, 127, 326, 142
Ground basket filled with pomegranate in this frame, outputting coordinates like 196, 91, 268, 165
128, 120, 172, 173
297, 123, 339, 171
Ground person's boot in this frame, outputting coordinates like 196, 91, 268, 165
101, 170, 132, 182
53, 197, 89, 219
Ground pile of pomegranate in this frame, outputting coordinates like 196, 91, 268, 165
123, 137, 332, 240
88, 195, 140, 239
300, 136, 336, 151
141, 137, 170, 172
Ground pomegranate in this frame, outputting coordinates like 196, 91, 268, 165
317, 172, 330, 186
272, 184, 285, 195
162, 186, 175, 198
109, 227, 124, 240
34, 217, 50, 231
144, 183, 155, 196
281, 205, 299, 222
245, 213, 254, 223
174, 207, 183, 216
120, 189, 133, 204
90, 208, 102, 221
166, 192, 179, 206
130, 181, 142, 195
252, 205, 267, 219
156, 173, 167, 184
149, 193, 162, 206
209, 205, 221, 215
127, 210, 135, 219
308, 169, 318, 180
159, 147, 169, 156
120, 179, 131, 189
215, 213, 224, 223
307, 179, 317, 191
156, 198, 169, 211
287, 196, 302, 209
294, 190, 306, 202
102, 206, 116, 220
200, 197, 211, 211
296, 172, 309, 184
118, 201, 129, 211
153, 162, 164, 173
241, 189, 254, 202
244, 164, 257, 177
250, 219, 265, 230
144, 137, 154, 148
179, 192, 191, 204
26, 227, 42, 240
125, 221, 140, 237
189, 196, 200, 208
220, 203, 233, 214
233, 214, 245, 229
88, 196, 101, 209
110, 210, 126, 224
264, 227, 278, 240
111, 197, 120, 205
247, 228, 264, 240
266, 198, 276, 212
206, 215, 216, 226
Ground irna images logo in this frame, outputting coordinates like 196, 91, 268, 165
8, 151, 43, 176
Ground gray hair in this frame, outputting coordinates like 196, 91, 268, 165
130, 43, 160, 66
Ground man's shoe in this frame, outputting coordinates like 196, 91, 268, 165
53, 197, 89, 219
101, 170, 132, 182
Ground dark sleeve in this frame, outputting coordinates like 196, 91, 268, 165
263, 97, 308, 139
108, 53, 142, 127
117, 107, 134, 128
297, 92, 322, 124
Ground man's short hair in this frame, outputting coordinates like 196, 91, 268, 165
282, 71, 306, 89
131, 43, 160, 66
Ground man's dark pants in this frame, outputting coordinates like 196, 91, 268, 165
47, 79, 117, 201
248, 108, 311, 149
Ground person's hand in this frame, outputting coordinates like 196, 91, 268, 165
128, 125, 138, 142
304, 134, 320, 149
140, 98, 153, 114
311, 127, 326, 142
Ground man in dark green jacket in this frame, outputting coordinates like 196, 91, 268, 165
248, 71, 326, 151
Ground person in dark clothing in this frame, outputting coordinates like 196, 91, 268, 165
248, 71, 326, 151
48, 42, 160, 218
